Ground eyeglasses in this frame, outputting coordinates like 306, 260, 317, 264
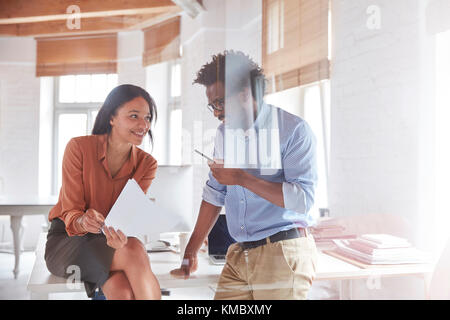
207, 98, 225, 112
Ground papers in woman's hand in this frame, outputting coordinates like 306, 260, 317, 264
103, 179, 179, 237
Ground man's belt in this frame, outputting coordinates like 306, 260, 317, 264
238, 227, 308, 250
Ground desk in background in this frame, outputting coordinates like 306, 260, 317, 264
149, 249, 434, 299
0, 196, 57, 279
27, 231, 435, 299
317, 250, 434, 299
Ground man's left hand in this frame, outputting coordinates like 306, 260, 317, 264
208, 161, 248, 186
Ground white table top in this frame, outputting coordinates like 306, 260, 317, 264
149, 251, 224, 288
315, 251, 434, 280
0, 195, 58, 206
149, 250, 434, 285
28, 233, 435, 295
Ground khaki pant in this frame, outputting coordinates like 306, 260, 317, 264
214, 234, 318, 300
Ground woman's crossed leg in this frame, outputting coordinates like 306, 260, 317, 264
102, 237, 161, 300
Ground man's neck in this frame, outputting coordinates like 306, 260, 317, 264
252, 100, 259, 121
241, 100, 260, 131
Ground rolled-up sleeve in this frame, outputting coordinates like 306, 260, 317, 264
202, 171, 227, 207
202, 125, 226, 207
282, 121, 318, 214
59, 138, 88, 236
138, 157, 158, 194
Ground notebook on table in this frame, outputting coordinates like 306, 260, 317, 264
208, 215, 236, 265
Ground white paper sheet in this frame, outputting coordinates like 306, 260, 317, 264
103, 179, 180, 237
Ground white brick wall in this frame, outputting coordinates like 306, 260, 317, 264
117, 31, 146, 87
329, 0, 437, 298
331, 0, 422, 230
0, 37, 45, 250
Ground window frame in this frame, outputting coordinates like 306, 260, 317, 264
144, 60, 182, 164
52, 75, 114, 194
167, 60, 182, 165
433, 30, 450, 253
267, 0, 285, 54
300, 80, 330, 218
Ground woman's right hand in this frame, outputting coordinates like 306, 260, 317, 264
103, 226, 128, 249
76, 208, 105, 234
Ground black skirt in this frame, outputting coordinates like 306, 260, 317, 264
44, 218, 115, 298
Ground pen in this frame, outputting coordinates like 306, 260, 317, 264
194, 149, 214, 162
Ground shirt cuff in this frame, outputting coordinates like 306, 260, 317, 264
282, 182, 307, 214
63, 211, 88, 237
202, 183, 225, 207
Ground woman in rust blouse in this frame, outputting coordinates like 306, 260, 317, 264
45, 84, 161, 300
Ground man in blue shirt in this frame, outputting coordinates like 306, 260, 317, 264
171, 51, 318, 299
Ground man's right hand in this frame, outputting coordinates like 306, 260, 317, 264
76, 208, 105, 234
169, 200, 221, 279
170, 251, 198, 279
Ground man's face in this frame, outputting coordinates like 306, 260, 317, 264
206, 81, 226, 122
206, 81, 254, 130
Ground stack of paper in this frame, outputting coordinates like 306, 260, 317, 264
332, 234, 432, 265
359, 234, 411, 247
310, 217, 356, 239
310, 217, 356, 250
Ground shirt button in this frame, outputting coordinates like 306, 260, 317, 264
240, 199, 244, 204
241, 225, 244, 230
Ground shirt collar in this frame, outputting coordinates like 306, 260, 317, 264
97, 134, 107, 161
244, 102, 271, 135
131, 144, 137, 168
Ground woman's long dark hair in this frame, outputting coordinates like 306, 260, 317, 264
92, 84, 157, 145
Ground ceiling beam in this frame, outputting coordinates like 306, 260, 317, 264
171, 0, 204, 18
132, 9, 182, 30
0, 0, 177, 24
0, 13, 176, 37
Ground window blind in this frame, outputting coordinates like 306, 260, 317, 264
142, 16, 180, 67
36, 33, 117, 77
263, 0, 329, 93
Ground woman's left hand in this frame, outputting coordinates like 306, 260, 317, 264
103, 226, 128, 249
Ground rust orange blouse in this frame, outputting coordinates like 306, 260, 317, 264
48, 134, 158, 236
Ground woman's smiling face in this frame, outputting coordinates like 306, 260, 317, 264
109, 96, 152, 145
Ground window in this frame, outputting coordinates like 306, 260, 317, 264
263, 0, 329, 94
169, 109, 182, 164
265, 80, 330, 220
168, 62, 182, 165
145, 60, 182, 165
434, 30, 450, 253
267, 0, 284, 54
303, 81, 330, 219
53, 74, 118, 193
170, 63, 181, 98
58, 74, 117, 103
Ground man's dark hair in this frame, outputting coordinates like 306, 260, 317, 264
193, 50, 266, 103
92, 84, 157, 145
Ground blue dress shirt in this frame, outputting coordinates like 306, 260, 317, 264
202, 103, 318, 242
